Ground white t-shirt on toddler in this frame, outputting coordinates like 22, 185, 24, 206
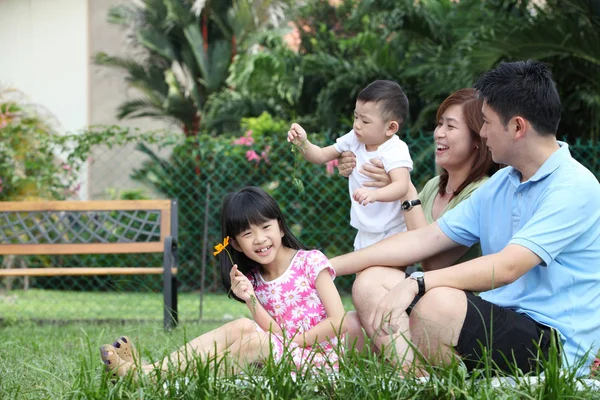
333, 130, 413, 249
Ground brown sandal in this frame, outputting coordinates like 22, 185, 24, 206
112, 336, 140, 364
100, 344, 135, 378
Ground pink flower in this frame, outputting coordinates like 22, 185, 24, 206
261, 145, 271, 165
326, 159, 339, 175
246, 150, 260, 164
0, 110, 15, 129
61, 163, 72, 171
592, 358, 600, 373
233, 130, 255, 146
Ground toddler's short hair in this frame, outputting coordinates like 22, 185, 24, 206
357, 80, 409, 127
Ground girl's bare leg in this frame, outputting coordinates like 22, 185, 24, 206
150, 318, 258, 372
101, 318, 259, 376
212, 330, 273, 375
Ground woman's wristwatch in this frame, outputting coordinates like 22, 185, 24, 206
401, 199, 421, 211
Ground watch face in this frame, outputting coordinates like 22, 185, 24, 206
401, 201, 410, 211
411, 271, 424, 279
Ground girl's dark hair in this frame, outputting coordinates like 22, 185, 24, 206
219, 186, 307, 302
436, 88, 500, 198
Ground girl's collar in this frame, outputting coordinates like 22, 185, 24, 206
258, 249, 300, 283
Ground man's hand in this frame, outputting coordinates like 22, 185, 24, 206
230, 265, 255, 302
353, 187, 378, 205
371, 277, 419, 335
287, 123, 308, 148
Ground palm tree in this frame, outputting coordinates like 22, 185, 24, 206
469, 0, 600, 141
96, 0, 292, 136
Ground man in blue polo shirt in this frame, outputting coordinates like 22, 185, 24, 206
331, 60, 600, 376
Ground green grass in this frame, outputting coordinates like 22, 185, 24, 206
1, 320, 599, 399
0, 290, 355, 322
0, 291, 598, 399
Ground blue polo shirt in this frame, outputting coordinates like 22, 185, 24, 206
438, 142, 600, 374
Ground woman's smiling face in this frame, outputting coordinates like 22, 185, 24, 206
434, 104, 477, 171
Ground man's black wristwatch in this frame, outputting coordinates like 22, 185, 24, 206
409, 271, 425, 296
401, 199, 421, 211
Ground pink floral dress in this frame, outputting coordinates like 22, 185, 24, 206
248, 249, 344, 373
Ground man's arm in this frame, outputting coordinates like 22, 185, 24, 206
372, 244, 541, 334
330, 222, 459, 276
425, 243, 541, 292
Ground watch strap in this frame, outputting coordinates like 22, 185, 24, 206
410, 272, 426, 296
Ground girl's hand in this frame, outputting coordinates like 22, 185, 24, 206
337, 151, 357, 177
287, 123, 308, 147
292, 332, 308, 348
229, 265, 255, 302
361, 158, 391, 188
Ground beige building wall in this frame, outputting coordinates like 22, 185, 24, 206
88, 0, 176, 200
0, 0, 176, 200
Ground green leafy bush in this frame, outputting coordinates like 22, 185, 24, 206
0, 89, 79, 201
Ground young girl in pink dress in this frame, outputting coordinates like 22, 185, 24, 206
100, 186, 347, 378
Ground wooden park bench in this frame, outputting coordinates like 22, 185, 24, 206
0, 200, 179, 329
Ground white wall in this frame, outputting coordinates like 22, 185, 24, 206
0, 0, 89, 132
0, 0, 89, 197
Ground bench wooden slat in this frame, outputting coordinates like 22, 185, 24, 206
0, 200, 172, 212
160, 208, 172, 240
0, 242, 165, 255
0, 267, 178, 277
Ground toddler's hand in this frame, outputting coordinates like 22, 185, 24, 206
287, 123, 308, 147
229, 265, 255, 301
353, 188, 377, 205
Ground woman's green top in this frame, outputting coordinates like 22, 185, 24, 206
418, 175, 489, 264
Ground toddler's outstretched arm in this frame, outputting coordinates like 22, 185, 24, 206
353, 167, 410, 205
287, 123, 340, 165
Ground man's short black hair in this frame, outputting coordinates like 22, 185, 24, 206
357, 80, 409, 127
474, 60, 561, 135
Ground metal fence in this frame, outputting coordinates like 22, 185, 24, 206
2, 130, 599, 323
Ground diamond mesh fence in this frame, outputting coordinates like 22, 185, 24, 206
1, 130, 598, 323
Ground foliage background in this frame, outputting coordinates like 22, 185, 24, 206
2, 0, 600, 322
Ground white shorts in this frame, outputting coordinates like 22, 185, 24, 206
353, 223, 407, 251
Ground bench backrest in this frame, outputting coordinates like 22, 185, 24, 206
0, 200, 178, 255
